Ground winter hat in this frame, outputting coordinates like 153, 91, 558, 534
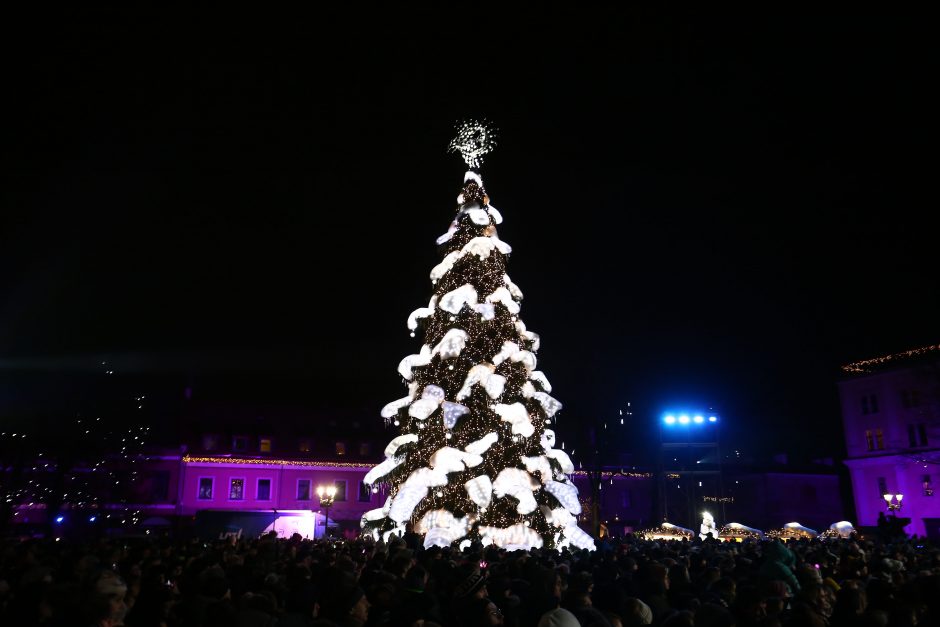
624, 598, 653, 625
537, 608, 581, 627
454, 565, 488, 599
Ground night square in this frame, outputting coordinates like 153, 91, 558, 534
0, 7, 937, 627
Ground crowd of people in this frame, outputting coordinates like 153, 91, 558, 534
1, 526, 938, 627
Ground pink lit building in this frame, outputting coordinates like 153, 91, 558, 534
840, 344, 940, 539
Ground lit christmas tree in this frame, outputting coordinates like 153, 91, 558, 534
361, 122, 594, 551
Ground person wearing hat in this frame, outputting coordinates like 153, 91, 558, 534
453, 564, 489, 601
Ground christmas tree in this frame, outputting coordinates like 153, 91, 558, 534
361, 122, 594, 551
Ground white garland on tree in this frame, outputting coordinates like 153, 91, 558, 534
492, 468, 540, 514
493, 403, 535, 437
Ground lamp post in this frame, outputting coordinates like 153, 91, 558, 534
883, 493, 903, 511
316, 484, 337, 539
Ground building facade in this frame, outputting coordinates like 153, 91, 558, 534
840, 344, 940, 539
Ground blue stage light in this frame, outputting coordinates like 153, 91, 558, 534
89, 516, 97, 522
55, 516, 64, 524
708, 416, 718, 422
664, 415, 676, 425
694, 415, 704, 423
678, 415, 690, 424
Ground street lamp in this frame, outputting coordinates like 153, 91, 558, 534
317, 484, 337, 538
883, 493, 903, 511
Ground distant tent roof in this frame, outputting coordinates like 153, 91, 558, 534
783, 522, 818, 535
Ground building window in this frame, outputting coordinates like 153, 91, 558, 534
299, 439, 312, 453
335, 442, 347, 456
151, 471, 170, 502
359, 482, 372, 502
297, 479, 311, 501
909, 424, 918, 448
202, 434, 219, 451
918, 423, 929, 446
230, 478, 245, 500
861, 394, 879, 415
865, 430, 875, 452
333, 480, 347, 501
875, 428, 885, 450
902, 390, 921, 408
198, 477, 214, 500
259, 437, 272, 453
233, 436, 249, 453
257, 479, 272, 501
877, 477, 888, 498
923, 474, 933, 497
359, 442, 371, 457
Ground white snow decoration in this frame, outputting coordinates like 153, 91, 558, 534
478, 524, 543, 550
541, 505, 576, 528
465, 475, 493, 510
409, 398, 440, 420
493, 468, 539, 514
439, 284, 478, 314
436, 220, 459, 245
416, 509, 470, 535
429, 447, 482, 474
388, 485, 428, 523
492, 341, 520, 366
360, 507, 387, 528
544, 480, 581, 514
564, 524, 597, 550
441, 401, 469, 429
385, 434, 418, 458
408, 295, 439, 331
514, 320, 540, 351
486, 287, 521, 315
404, 467, 449, 489
456, 364, 496, 400
541, 429, 556, 450
363, 457, 404, 485
462, 237, 498, 260
493, 237, 512, 255
504, 275, 524, 300
521, 455, 553, 483
381, 395, 413, 419
432, 328, 469, 360
398, 345, 432, 380
532, 392, 562, 418
467, 208, 491, 225
484, 374, 506, 399
421, 384, 446, 403
430, 252, 462, 283
530, 371, 552, 393
488, 206, 503, 224
473, 303, 496, 320
521, 382, 536, 398
424, 527, 460, 548
458, 539, 472, 551
464, 170, 483, 186
465, 432, 498, 455
385, 434, 418, 459
494, 403, 535, 438
545, 449, 575, 474
510, 350, 537, 371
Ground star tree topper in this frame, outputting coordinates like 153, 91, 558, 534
448, 119, 498, 169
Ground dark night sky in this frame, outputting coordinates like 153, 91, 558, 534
1, 8, 936, 460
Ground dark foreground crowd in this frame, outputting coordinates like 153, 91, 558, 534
1, 529, 939, 627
